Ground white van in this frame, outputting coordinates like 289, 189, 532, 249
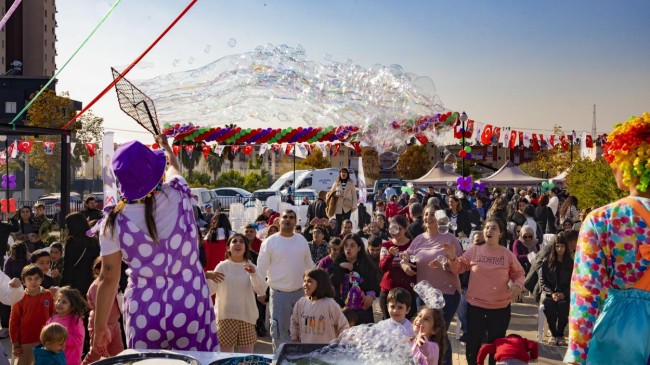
190, 188, 218, 210
290, 168, 357, 194
270, 170, 307, 194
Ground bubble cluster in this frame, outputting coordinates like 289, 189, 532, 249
135, 43, 449, 152
294, 323, 413, 365
228, 37, 237, 47
413, 280, 445, 309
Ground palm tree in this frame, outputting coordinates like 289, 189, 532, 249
225, 124, 238, 170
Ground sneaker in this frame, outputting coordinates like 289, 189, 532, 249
0, 328, 8, 339
556, 337, 566, 346
547, 337, 558, 345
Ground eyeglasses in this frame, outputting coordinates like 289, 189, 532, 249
523, 235, 533, 239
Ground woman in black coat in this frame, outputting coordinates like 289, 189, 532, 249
535, 194, 557, 234
61, 212, 100, 295
446, 195, 473, 238
539, 235, 573, 345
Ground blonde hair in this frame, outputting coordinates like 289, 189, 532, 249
40, 323, 68, 345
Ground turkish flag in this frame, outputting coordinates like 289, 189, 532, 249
18, 140, 34, 154
559, 135, 568, 150
242, 145, 253, 155
480, 124, 493, 145
531, 134, 540, 151
509, 130, 517, 149
172, 145, 181, 156
465, 120, 475, 138
333, 144, 341, 157
202, 145, 210, 159
518, 132, 524, 147
351, 141, 362, 153
549, 135, 556, 148
586, 135, 594, 148
85, 143, 97, 157
492, 127, 501, 145
285, 144, 294, 155
184, 145, 195, 157
539, 134, 547, 149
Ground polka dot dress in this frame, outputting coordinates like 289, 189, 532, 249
117, 179, 219, 351
564, 197, 650, 364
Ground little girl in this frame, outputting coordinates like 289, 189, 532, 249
46, 286, 90, 365
411, 306, 446, 365
290, 269, 349, 344
206, 233, 267, 353
83, 257, 124, 364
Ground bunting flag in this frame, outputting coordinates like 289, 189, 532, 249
539, 134, 547, 149
480, 124, 493, 145
502, 128, 509, 146
213, 145, 225, 157
509, 130, 517, 149
332, 144, 341, 157
285, 144, 294, 156
242, 145, 253, 155
8, 141, 18, 159
531, 134, 540, 151
70, 142, 77, 158
549, 135, 557, 148
523, 133, 530, 148
492, 127, 501, 144
465, 119, 475, 139
184, 145, 194, 157
17, 140, 34, 154
202, 145, 210, 159
85, 143, 97, 157
518, 132, 524, 147
231, 145, 240, 156
43, 141, 56, 155
318, 143, 328, 158
172, 145, 181, 156
258, 144, 268, 155
296, 144, 309, 158
559, 135, 568, 150
586, 134, 594, 148
350, 141, 362, 154
453, 119, 462, 139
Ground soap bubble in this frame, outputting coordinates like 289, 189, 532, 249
188, 56, 195, 65
449, 222, 458, 232
204, 44, 211, 53
409, 255, 417, 263
413, 280, 445, 309
438, 225, 449, 234
228, 37, 237, 47
172, 59, 180, 67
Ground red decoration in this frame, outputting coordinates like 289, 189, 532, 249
17, 140, 34, 154
85, 143, 97, 157
172, 145, 181, 156
586, 135, 594, 148
480, 124, 493, 145
0, 198, 16, 213
242, 145, 253, 155
285, 144, 294, 155
202, 145, 210, 159
333, 144, 341, 157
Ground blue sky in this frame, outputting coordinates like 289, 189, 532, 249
55, 0, 650, 142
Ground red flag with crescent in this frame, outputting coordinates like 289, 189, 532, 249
559, 135, 568, 150
285, 144, 294, 155
480, 124, 493, 145
172, 145, 181, 156
202, 145, 210, 159
492, 127, 501, 144
549, 135, 556, 148
509, 130, 517, 149
350, 141, 362, 154
85, 143, 97, 157
242, 145, 253, 155
586, 135, 594, 148
531, 134, 540, 151
18, 140, 34, 154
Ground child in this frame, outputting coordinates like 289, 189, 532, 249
83, 257, 124, 364
206, 233, 267, 353
30, 249, 55, 289
290, 269, 349, 344
48, 242, 64, 286
411, 306, 446, 365
33, 323, 68, 365
10, 265, 55, 365
316, 238, 341, 272
342, 307, 358, 327
46, 286, 90, 365
476, 334, 538, 365
376, 287, 415, 337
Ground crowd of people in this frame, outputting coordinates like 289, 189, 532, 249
0, 112, 648, 365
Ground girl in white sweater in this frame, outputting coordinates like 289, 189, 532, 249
290, 269, 349, 344
206, 233, 267, 353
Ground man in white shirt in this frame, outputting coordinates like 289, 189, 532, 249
548, 187, 560, 216
256, 209, 314, 351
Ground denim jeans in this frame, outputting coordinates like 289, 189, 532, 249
269, 288, 304, 352
416, 291, 460, 365
457, 288, 468, 334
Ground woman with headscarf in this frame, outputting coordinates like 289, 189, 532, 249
510, 225, 539, 275
326, 168, 357, 232
564, 113, 650, 365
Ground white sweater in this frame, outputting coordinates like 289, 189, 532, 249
207, 260, 267, 324
257, 233, 315, 292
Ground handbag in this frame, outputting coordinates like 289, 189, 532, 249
325, 190, 338, 218
586, 197, 650, 364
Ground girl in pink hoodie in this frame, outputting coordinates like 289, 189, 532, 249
47, 286, 90, 365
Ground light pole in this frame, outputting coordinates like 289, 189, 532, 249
460, 112, 468, 177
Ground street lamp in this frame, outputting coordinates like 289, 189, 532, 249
460, 112, 468, 177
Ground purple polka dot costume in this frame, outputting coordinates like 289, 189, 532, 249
99, 178, 219, 351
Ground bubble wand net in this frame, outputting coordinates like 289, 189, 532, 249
111, 67, 161, 136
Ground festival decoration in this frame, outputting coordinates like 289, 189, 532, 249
1, 174, 16, 189
541, 180, 555, 194
457, 176, 474, 192
400, 186, 414, 195
603, 112, 650, 192
0, 198, 16, 213
474, 181, 486, 193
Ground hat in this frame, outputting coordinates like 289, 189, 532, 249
204, 204, 212, 209
112, 141, 166, 200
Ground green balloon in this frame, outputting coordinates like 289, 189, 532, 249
464, 146, 472, 153
542, 181, 549, 188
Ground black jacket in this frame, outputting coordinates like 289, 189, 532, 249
307, 198, 327, 223
535, 205, 556, 234
539, 258, 572, 300
408, 216, 424, 238
445, 209, 473, 238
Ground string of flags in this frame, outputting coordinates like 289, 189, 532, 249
0, 140, 98, 165
154, 141, 360, 159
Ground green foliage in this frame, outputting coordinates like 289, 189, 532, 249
361, 147, 380, 181
566, 157, 626, 209
247, 155, 263, 170
215, 170, 245, 188
296, 152, 331, 170
395, 145, 433, 180
243, 169, 271, 191
186, 172, 215, 189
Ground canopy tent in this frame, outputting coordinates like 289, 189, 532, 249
550, 170, 568, 186
408, 162, 461, 188
480, 160, 546, 187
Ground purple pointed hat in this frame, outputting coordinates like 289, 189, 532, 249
112, 141, 166, 200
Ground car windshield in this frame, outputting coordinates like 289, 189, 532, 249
251, 192, 275, 200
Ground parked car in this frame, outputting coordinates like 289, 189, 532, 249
190, 188, 219, 210
213, 187, 251, 211
373, 178, 406, 197
245, 189, 282, 207
293, 189, 317, 205
36, 193, 84, 219
85, 192, 104, 210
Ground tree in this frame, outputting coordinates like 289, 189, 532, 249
205, 153, 224, 181
296, 151, 330, 170
26, 90, 103, 191
243, 170, 271, 191
565, 157, 626, 209
224, 124, 238, 169
215, 170, 245, 188
395, 145, 432, 180
361, 147, 380, 181
175, 141, 205, 179
186, 171, 214, 188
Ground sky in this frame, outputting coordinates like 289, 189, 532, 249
54, 0, 650, 143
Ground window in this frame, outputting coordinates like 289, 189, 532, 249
5, 102, 17, 113
45, 24, 47, 31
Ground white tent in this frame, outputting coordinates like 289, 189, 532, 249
408, 162, 461, 188
550, 170, 568, 186
480, 161, 546, 187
